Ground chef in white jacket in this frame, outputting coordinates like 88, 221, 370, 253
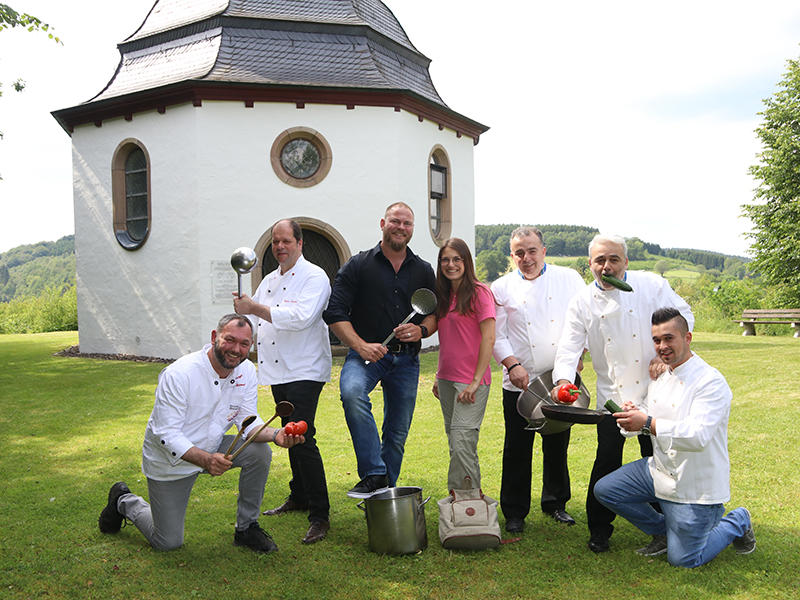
551, 233, 693, 554
594, 307, 755, 567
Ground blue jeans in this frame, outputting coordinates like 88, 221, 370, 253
339, 349, 420, 486
595, 458, 751, 568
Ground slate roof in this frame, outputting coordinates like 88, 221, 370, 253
90, 0, 441, 106
53, 0, 488, 139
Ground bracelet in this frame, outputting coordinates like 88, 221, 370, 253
270, 428, 279, 443
507, 362, 522, 373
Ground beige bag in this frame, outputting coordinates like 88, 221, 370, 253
438, 483, 501, 550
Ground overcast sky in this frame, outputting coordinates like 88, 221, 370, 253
2, 0, 800, 255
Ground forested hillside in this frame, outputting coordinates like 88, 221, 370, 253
474, 224, 750, 282
0, 235, 75, 302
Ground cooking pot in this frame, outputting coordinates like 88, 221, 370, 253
356, 486, 430, 554
516, 369, 591, 434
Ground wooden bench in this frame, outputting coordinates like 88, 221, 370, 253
733, 309, 800, 337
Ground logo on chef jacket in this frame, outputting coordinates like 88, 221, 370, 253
226, 405, 241, 422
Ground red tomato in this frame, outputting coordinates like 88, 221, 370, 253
557, 384, 580, 404
294, 420, 308, 435
284, 422, 297, 435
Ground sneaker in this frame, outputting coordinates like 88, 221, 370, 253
346, 474, 390, 499
234, 522, 278, 554
98, 482, 131, 534
636, 534, 668, 556
732, 508, 756, 554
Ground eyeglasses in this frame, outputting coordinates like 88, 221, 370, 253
439, 256, 463, 265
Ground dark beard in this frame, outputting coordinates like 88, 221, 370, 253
213, 340, 242, 370
383, 230, 410, 252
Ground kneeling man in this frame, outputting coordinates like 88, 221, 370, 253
594, 307, 755, 567
98, 314, 303, 553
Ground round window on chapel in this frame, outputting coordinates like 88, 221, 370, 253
271, 127, 332, 188
280, 138, 321, 179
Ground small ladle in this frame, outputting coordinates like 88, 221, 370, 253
224, 415, 257, 458
228, 401, 294, 460
365, 288, 437, 364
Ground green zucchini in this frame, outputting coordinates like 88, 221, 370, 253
601, 274, 633, 292
604, 399, 622, 413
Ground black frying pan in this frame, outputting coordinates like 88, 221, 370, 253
541, 404, 605, 424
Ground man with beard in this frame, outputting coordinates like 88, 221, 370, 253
233, 219, 333, 545
552, 234, 693, 555
323, 202, 436, 498
98, 314, 304, 553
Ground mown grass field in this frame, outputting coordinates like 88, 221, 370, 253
1, 331, 798, 599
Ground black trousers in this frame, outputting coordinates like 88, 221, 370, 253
586, 414, 654, 540
500, 388, 571, 520
271, 380, 330, 523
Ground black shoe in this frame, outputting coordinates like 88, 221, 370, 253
545, 508, 576, 526
588, 535, 610, 553
302, 520, 330, 544
346, 474, 390, 499
505, 518, 524, 533
636, 534, 668, 556
262, 497, 308, 516
234, 522, 278, 554
98, 482, 131, 534
732, 508, 756, 554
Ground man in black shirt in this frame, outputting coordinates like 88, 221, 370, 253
323, 202, 437, 498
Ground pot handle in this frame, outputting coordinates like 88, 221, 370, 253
419, 495, 431, 509
356, 500, 365, 512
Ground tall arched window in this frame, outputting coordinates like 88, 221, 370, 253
112, 139, 151, 250
429, 145, 452, 245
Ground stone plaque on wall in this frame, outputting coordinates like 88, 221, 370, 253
211, 260, 238, 303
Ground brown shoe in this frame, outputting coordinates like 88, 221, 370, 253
262, 497, 307, 516
302, 520, 330, 544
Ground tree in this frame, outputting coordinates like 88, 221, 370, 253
744, 55, 800, 306
654, 260, 670, 276
475, 249, 509, 283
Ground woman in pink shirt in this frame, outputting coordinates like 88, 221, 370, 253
433, 238, 496, 491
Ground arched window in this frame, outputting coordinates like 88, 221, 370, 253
112, 139, 151, 250
429, 146, 452, 244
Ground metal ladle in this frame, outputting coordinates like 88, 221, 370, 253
228, 401, 294, 460
230, 247, 258, 298
366, 288, 437, 364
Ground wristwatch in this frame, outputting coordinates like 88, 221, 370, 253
641, 415, 653, 436
419, 324, 428, 338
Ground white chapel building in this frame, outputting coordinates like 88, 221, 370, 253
52, 0, 488, 359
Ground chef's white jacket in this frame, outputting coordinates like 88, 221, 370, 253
142, 345, 263, 481
251, 255, 332, 384
552, 270, 694, 409
621, 353, 732, 504
491, 264, 585, 391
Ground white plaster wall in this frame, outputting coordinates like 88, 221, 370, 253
71, 100, 477, 358
72, 105, 202, 358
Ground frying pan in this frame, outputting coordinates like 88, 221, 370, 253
541, 404, 605, 424
516, 369, 591, 434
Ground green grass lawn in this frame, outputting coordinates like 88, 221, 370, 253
1, 331, 799, 599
